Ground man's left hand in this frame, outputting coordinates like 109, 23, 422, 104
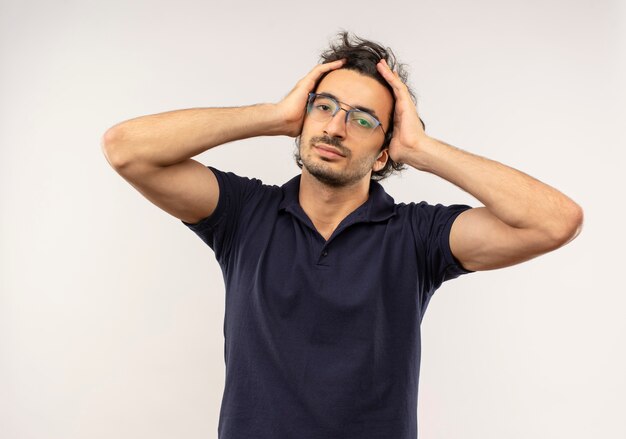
376, 58, 429, 165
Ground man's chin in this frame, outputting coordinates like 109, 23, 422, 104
302, 162, 346, 187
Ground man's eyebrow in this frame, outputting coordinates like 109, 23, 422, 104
317, 92, 380, 119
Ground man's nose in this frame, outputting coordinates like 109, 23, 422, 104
323, 108, 348, 139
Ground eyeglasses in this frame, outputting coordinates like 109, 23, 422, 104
306, 93, 386, 138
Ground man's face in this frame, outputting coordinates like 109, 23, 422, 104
298, 68, 393, 187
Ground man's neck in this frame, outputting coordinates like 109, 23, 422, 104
298, 170, 370, 236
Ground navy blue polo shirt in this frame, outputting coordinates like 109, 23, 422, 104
182, 166, 474, 439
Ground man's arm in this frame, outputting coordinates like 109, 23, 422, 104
376, 59, 583, 272
101, 104, 286, 224
406, 138, 582, 271
100, 59, 346, 224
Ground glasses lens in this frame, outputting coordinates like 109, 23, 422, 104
348, 111, 379, 133
308, 95, 337, 120
306, 94, 381, 138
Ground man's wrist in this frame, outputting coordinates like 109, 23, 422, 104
243, 103, 291, 137
403, 135, 442, 172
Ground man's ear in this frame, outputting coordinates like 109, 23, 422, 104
373, 148, 389, 172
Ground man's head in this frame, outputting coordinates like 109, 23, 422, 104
294, 31, 425, 183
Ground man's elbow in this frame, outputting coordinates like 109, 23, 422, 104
547, 202, 584, 248
101, 126, 132, 170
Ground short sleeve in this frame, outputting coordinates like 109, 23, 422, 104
411, 201, 475, 294
180, 166, 262, 264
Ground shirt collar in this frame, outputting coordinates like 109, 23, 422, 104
278, 173, 396, 223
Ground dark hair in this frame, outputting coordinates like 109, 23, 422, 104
294, 30, 425, 181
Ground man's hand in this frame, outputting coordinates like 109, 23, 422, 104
376, 58, 429, 165
276, 59, 346, 137
377, 58, 583, 271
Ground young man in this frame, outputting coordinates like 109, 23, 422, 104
102, 32, 583, 439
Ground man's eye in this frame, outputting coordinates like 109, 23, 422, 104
316, 104, 332, 112
355, 118, 373, 128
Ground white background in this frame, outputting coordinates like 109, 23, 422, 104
1, 0, 624, 438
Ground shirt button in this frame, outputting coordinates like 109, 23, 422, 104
322, 251, 328, 256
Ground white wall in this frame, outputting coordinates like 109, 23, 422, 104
1, 0, 624, 438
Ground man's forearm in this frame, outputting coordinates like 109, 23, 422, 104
102, 104, 284, 168
404, 136, 583, 242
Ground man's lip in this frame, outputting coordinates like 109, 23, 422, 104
314, 144, 346, 157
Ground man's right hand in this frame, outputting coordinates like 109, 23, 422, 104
274, 59, 346, 137
101, 59, 347, 225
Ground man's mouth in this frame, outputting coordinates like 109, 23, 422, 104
314, 144, 346, 158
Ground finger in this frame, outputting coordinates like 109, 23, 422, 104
295, 59, 345, 92
307, 58, 346, 79
376, 59, 396, 83
376, 59, 407, 96
294, 58, 346, 95
376, 59, 400, 84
